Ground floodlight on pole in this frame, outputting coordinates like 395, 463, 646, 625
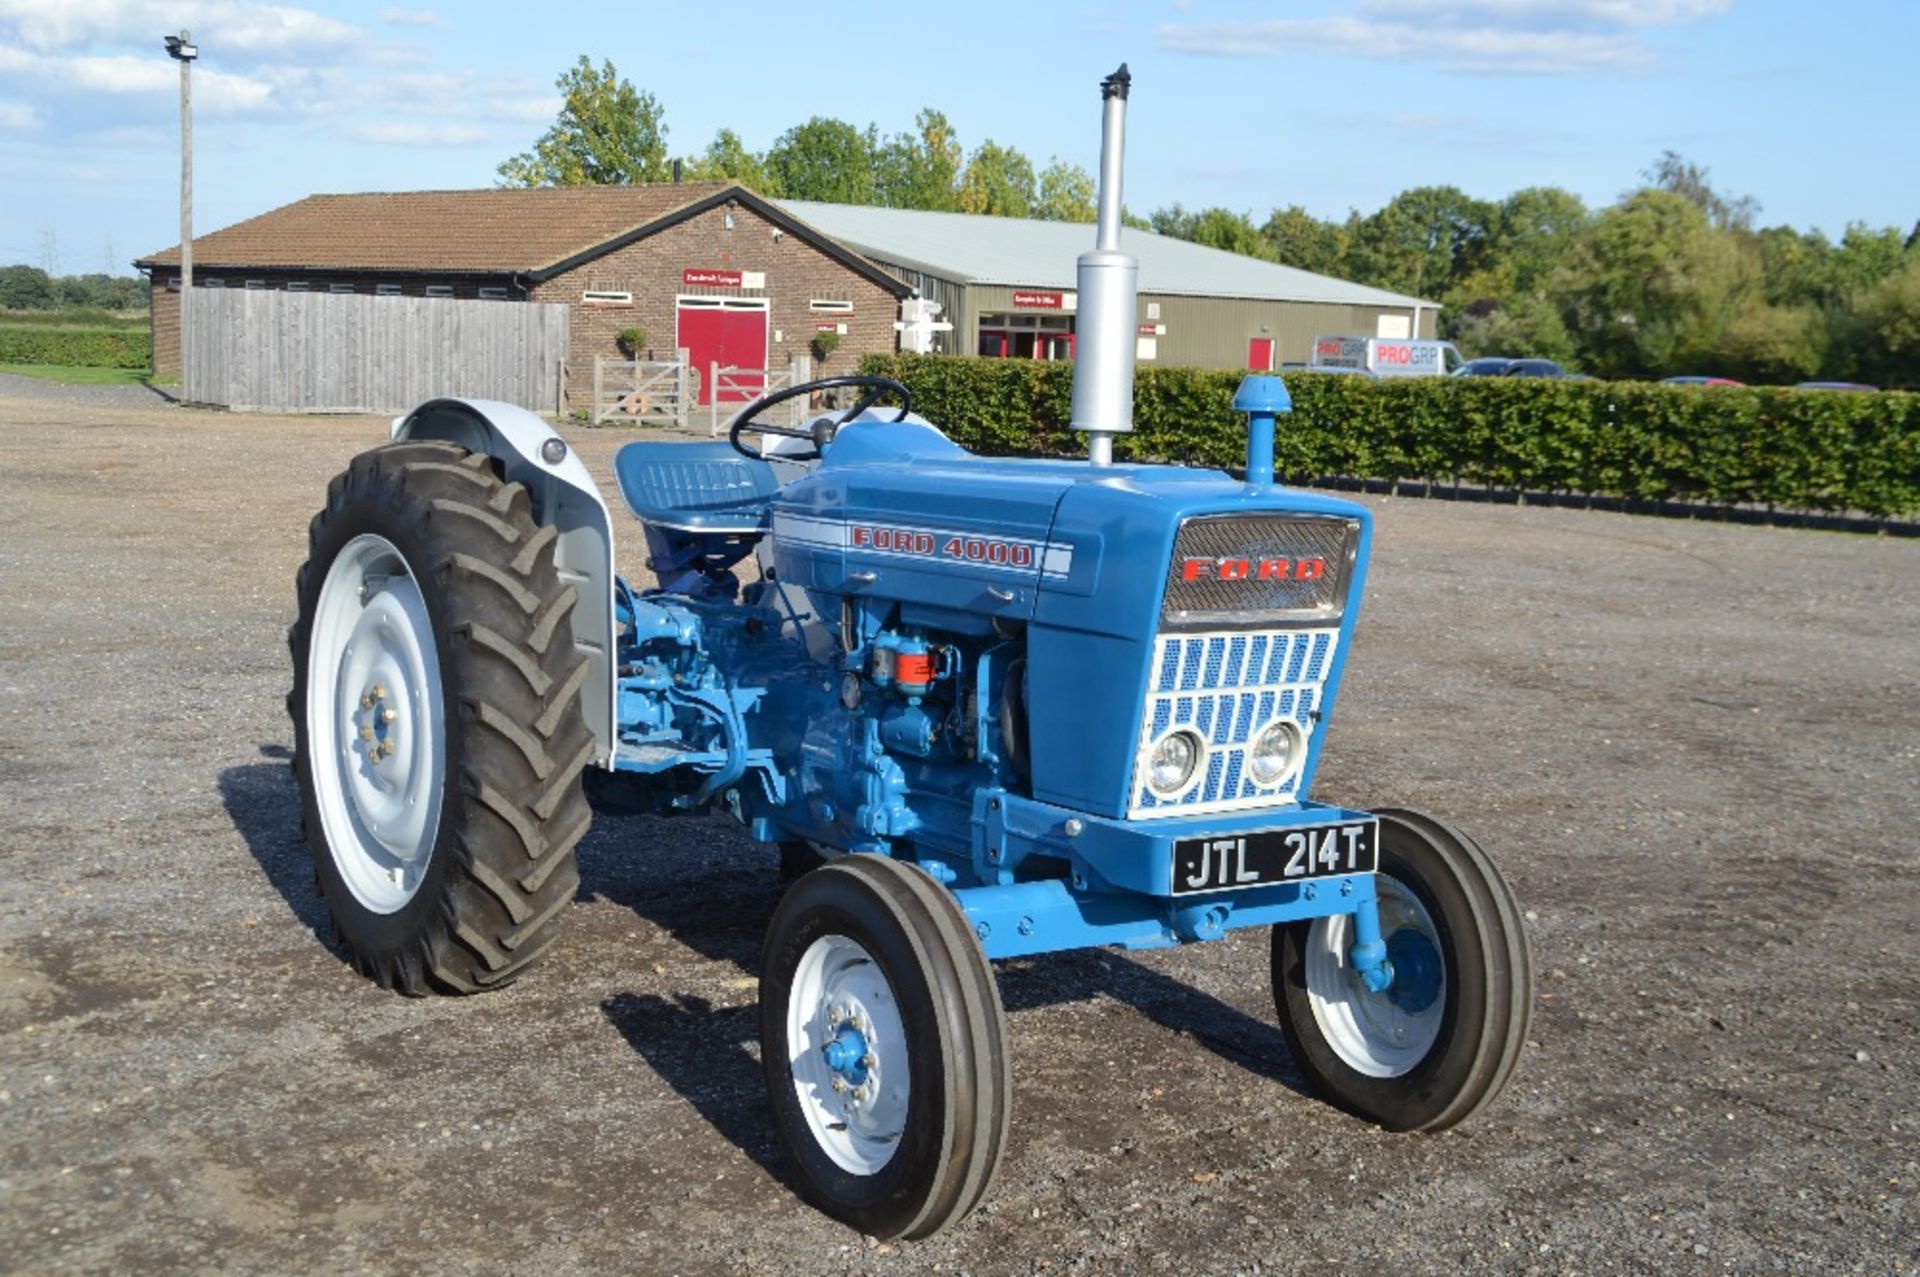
165, 29, 195, 387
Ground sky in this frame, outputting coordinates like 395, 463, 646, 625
0, 0, 1913, 277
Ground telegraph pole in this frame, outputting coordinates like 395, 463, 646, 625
165, 31, 197, 381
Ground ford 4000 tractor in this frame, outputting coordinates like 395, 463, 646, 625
289, 67, 1531, 1239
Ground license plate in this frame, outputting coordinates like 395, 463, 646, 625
1170, 819, 1378, 896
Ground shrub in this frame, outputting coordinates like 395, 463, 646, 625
0, 323, 151, 370
617, 326, 647, 355
860, 353, 1920, 518
811, 330, 842, 363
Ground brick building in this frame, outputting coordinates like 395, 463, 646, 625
136, 183, 910, 404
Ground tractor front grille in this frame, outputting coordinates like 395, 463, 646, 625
1127, 627, 1339, 818
1162, 514, 1359, 629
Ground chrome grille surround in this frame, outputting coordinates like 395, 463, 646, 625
1162, 514, 1360, 629
1127, 626, 1340, 819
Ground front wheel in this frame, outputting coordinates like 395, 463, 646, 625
759, 854, 1011, 1239
1272, 808, 1532, 1131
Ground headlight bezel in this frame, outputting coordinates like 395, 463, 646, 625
1144, 727, 1206, 797
1247, 717, 1306, 788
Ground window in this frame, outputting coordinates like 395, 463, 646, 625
424, 285, 454, 298
244, 279, 267, 290
329, 283, 355, 294
808, 299, 854, 313
287, 281, 311, 292
477, 287, 508, 300
202, 277, 224, 288
166, 276, 181, 291
581, 289, 632, 306
375, 283, 402, 296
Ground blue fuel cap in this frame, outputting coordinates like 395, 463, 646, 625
1232, 374, 1292, 415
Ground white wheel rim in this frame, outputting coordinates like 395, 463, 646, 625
786, 934, 909, 1176
306, 533, 446, 915
1303, 876, 1447, 1078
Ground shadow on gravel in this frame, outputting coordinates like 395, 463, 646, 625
580, 810, 1313, 1101
218, 756, 341, 954
600, 991, 789, 1185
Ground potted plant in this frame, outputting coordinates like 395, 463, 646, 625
810, 330, 842, 364
617, 326, 648, 359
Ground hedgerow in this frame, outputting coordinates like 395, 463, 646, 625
0, 323, 152, 370
861, 354, 1919, 518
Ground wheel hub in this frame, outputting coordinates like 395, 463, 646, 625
787, 936, 907, 1174
1384, 927, 1442, 1014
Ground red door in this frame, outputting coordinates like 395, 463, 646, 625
678, 302, 768, 405
1247, 337, 1275, 371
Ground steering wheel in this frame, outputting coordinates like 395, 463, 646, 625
727, 375, 913, 461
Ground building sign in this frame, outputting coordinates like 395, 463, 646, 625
1012, 290, 1066, 310
683, 268, 743, 288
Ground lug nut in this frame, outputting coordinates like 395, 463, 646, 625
359, 725, 375, 741
828, 1007, 842, 1026
370, 684, 387, 701
381, 707, 397, 724
860, 1053, 875, 1070
831, 1077, 847, 1093
360, 693, 375, 710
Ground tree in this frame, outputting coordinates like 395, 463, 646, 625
0, 264, 56, 309
1149, 205, 1276, 260
1034, 159, 1097, 222
1640, 151, 1758, 231
1486, 187, 1589, 295
1261, 206, 1350, 276
767, 117, 880, 204
497, 57, 668, 187
1345, 186, 1494, 300
681, 129, 780, 195
956, 141, 1036, 218
875, 109, 962, 211
1847, 256, 1920, 385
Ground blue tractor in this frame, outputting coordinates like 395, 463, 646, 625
288, 67, 1530, 1239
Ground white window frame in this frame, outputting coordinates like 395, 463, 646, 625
287, 281, 311, 292
329, 282, 355, 294
375, 283, 402, 297
477, 286, 509, 300
581, 289, 632, 307
244, 279, 267, 290
202, 277, 225, 288
424, 285, 454, 298
808, 298, 854, 313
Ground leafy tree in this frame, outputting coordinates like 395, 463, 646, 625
1486, 187, 1589, 295
1261, 205, 1350, 276
1848, 256, 1920, 385
1034, 159, 1097, 222
875, 109, 962, 211
1641, 150, 1758, 231
680, 129, 780, 195
1829, 222, 1908, 298
1149, 206, 1276, 260
1345, 186, 1494, 300
497, 57, 670, 187
767, 117, 880, 204
0, 264, 56, 309
956, 141, 1036, 218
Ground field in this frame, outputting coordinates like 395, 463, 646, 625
0, 394, 1912, 1274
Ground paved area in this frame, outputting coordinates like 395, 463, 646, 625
0, 371, 179, 410
0, 397, 1913, 1275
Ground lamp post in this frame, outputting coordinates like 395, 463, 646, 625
164, 30, 196, 383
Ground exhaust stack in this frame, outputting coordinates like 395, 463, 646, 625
1069, 64, 1139, 467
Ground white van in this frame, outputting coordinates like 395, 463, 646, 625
1309, 335, 1463, 378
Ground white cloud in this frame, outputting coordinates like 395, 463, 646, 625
378, 7, 449, 28
348, 120, 491, 146
0, 0, 363, 57
0, 97, 37, 128
1158, 0, 1728, 73
0, 45, 277, 110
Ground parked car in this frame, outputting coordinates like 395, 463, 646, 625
1504, 358, 1569, 378
1662, 375, 1746, 387
1454, 357, 1517, 377
1794, 381, 1878, 392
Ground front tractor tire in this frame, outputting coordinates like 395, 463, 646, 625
289, 441, 594, 995
1272, 808, 1532, 1132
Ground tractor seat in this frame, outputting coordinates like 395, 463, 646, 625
613, 441, 778, 534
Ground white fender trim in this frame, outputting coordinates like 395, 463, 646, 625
393, 398, 618, 768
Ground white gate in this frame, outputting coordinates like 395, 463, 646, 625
593, 351, 695, 426
709, 355, 811, 437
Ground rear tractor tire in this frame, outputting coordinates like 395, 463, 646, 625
1272, 808, 1532, 1132
288, 441, 594, 995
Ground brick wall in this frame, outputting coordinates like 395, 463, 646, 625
530, 201, 902, 405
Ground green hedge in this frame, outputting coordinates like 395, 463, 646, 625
0, 323, 151, 370
860, 354, 1920, 518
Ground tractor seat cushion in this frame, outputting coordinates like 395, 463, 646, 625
613, 441, 779, 534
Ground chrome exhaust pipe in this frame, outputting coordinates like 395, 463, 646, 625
1069, 64, 1138, 467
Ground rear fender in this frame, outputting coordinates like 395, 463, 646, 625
392, 398, 617, 767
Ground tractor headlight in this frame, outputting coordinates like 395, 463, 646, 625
1146, 730, 1204, 796
1248, 719, 1305, 787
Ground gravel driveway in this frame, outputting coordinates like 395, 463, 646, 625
0, 396, 1913, 1275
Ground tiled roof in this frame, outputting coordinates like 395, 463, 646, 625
138, 183, 739, 274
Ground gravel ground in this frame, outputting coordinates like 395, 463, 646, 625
0, 396, 1914, 1276
0, 371, 180, 410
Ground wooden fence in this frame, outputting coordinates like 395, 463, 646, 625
182, 289, 568, 414
592, 353, 695, 426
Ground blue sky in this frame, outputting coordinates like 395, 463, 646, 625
0, 0, 1913, 276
